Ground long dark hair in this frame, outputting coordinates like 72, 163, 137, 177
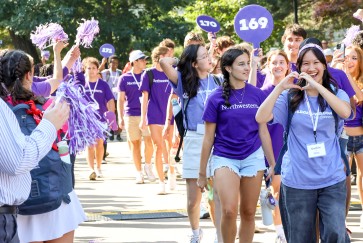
290, 47, 337, 112
220, 47, 250, 107
0, 50, 35, 103
177, 44, 201, 98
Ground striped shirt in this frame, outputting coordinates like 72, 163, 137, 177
0, 98, 56, 206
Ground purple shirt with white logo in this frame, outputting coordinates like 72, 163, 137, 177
139, 68, 172, 125
119, 71, 143, 116
203, 84, 266, 160
76, 72, 114, 122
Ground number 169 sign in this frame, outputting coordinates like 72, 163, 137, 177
234, 5, 274, 48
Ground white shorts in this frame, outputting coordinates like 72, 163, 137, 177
182, 131, 211, 179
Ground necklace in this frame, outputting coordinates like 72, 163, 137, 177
232, 88, 246, 104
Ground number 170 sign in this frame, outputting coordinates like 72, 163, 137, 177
234, 5, 274, 49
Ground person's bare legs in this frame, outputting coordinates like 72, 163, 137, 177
239, 171, 263, 243
186, 179, 203, 230
130, 139, 142, 171
214, 168, 240, 243
149, 125, 165, 182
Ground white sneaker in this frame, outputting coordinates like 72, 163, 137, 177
189, 228, 203, 243
175, 166, 182, 178
199, 203, 210, 219
144, 164, 156, 182
168, 173, 177, 190
275, 234, 287, 243
135, 172, 144, 184
157, 182, 166, 195
95, 168, 103, 178
360, 213, 363, 228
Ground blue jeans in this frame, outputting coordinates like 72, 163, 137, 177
280, 180, 349, 243
0, 214, 19, 243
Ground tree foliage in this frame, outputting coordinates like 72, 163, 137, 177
0, 0, 193, 64
0, 0, 362, 63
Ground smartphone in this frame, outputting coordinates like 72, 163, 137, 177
264, 169, 272, 188
336, 43, 345, 57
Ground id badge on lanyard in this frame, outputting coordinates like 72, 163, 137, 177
304, 92, 326, 158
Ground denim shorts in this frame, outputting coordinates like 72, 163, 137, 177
347, 135, 363, 155
211, 147, 266, 178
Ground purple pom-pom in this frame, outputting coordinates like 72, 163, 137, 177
75, 18, 100, 48
30, 23, 68, 50
343, 25, 360, 47
55, 78, 108, 154
104, 111, 118, 131
71, 57, 83, 73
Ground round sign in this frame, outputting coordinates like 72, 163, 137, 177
99, 43, 115, 58
234, 5, 274, 48
196, 15, 221, 33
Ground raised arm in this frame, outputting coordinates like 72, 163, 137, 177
160, 57, 178, 84
256, 72, 300, 123
300, 72, 352, 119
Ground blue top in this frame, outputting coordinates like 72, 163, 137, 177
271, 89, 351, 189
170, 71, 220, 131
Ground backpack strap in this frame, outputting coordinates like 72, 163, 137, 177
274, 92, 293, 175
211, 74, 221, 86
146, 69, 154, 100
174, 98, 190, 162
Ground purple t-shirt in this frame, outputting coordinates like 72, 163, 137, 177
261, 82, 284, 164
271, 89, 350, 189
345, 102, 362, 127
139, 68, 172, 125
203, 84, 266, 160
75, 72, 114, 122
119, 71, 143, 116
171, 72, 220, 131
32, 81, 51, 97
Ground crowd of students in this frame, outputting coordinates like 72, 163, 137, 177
1, 8, 363, 243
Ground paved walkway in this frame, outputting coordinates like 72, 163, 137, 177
73, 135, 363, 243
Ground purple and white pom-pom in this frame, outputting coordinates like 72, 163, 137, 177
75, 18, 100, 48
56, 77, 108, 154
71, 57, 83, 73
30, 23, 68, 50
343, 25, 360, 47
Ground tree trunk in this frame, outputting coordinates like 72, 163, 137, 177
8, 30, 40, 64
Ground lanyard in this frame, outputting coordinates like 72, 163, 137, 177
131, 71, 141, 89
109, 70, 120, 86
304, 92, 320, 143
87, 79, 99, 98
200, 74, 211, 105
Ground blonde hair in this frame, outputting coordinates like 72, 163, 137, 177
346, 45, 363, 88
82, 57, 100, 68
184, 32, 205, 47
234, 42, 253, 54
151, 46, 169, 64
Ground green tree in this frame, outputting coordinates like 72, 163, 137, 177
0, 0, 193, 64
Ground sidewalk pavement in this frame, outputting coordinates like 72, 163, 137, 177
73, 134, 363, 243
